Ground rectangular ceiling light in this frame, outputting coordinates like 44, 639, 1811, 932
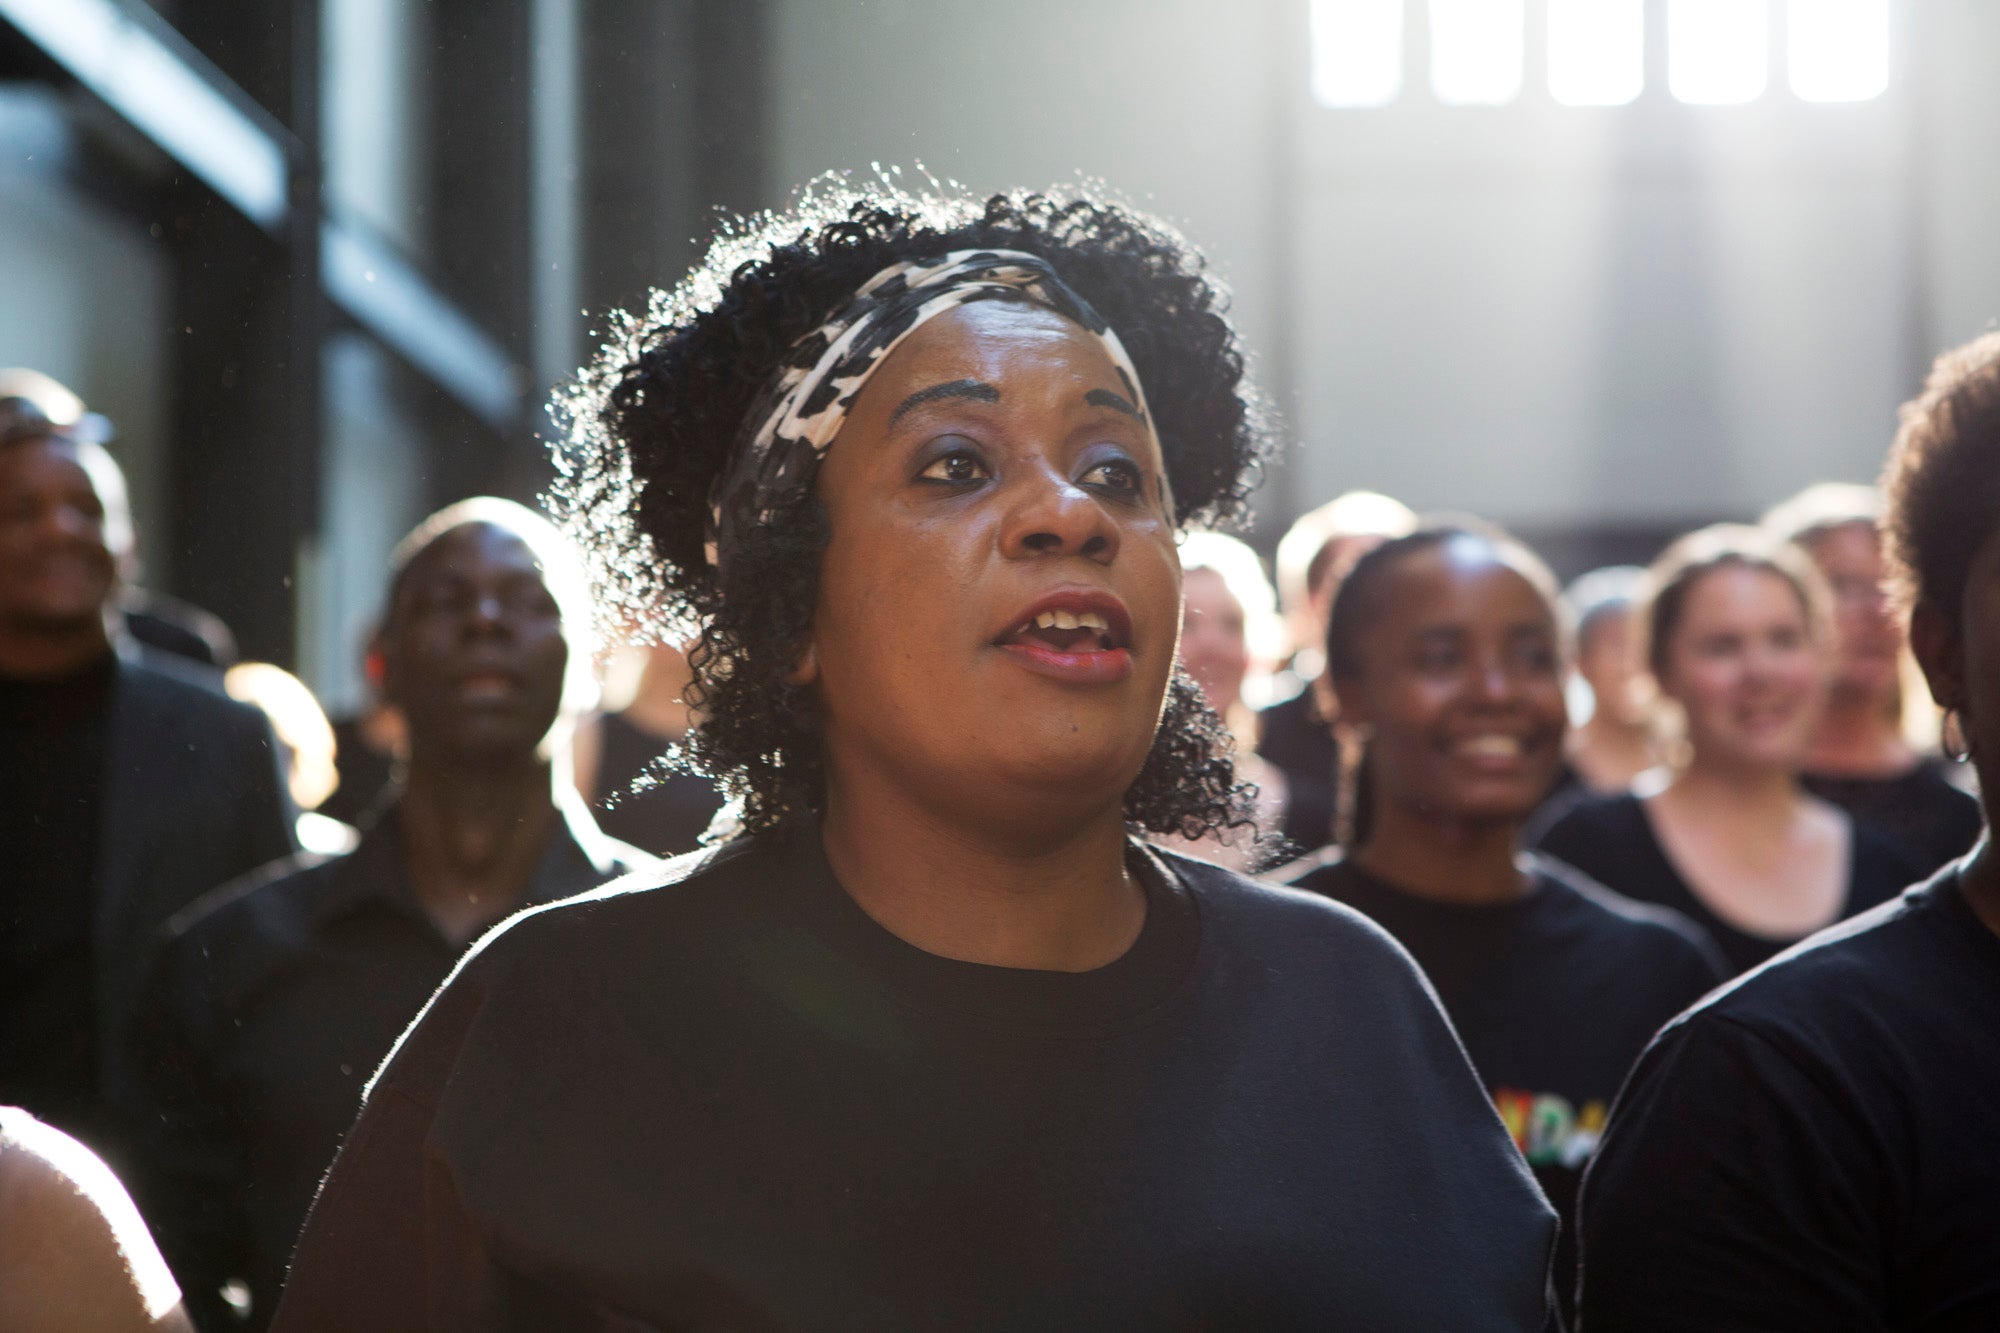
1788, 0, 1889, 102
0, 0, 289, 228
1548, 0, 1645, 106
1309, 0, 1404, 109
1430, 0, 1524, 106
1667, 0, 1770, 105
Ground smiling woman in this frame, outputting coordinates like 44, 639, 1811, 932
275, 182, 1559, 1330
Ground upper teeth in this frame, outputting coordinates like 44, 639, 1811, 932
1033, 610, 1110, 633
1460, 735, 1523, 757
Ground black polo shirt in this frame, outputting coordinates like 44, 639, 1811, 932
133, 798, 654, 1329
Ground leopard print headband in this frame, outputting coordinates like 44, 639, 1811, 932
705, 248, 1155, 570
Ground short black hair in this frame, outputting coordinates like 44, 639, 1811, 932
1883, 331, 2000, 627
552, 181, 1273, 837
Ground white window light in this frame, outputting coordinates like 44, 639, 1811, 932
1788, 0, 1889, 102
1668, 0, 1770, 105
1430, 0, 1524, 106
1309, 0, 1404, 109
1548, 0, 1645, 106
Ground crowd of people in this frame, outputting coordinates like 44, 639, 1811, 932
1, 180, 1995, 1329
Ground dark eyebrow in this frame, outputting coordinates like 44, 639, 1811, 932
889, 379, 999, 425
1085, 388, 1144, 422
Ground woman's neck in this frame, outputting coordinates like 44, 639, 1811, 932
1661, 752, 1803, 822
1351, 803, 1528, 906
1805, 689, 1915, 778
399, 751, 561, 944
819, 778, 1144, 973
1570, 713, 1655, 792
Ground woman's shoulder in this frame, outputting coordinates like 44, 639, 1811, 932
1165, 846, 1440, 990
1529, 854, 1730, 982
1532, 789, 1651, 861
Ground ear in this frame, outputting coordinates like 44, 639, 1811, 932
784, 638, 820, 688
1322, 672, 1373, 740
1909, 602, 1965, 714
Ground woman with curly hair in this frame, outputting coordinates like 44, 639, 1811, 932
1577, 333, 2000, 1331
278, 183, 1555, 1330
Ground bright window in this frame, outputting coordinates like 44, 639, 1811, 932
1309, 0, 1404, 109
1430, 0, 1524, 106
1667, 0, 1770, 104
1547, 0, 1645, 106
1788, 0, 1889, 102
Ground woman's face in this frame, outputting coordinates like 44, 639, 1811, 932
1804, 523, 1904, 704
1576, 604, 1651, 729
1335, 538, 1568, 826
806, 300, 1181, 826
1179, 566, 1248, 716
1657, 564, 1826, 772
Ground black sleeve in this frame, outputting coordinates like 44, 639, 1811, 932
129, 938, 254, 1330
1576, 1016, 1889, 1332
231, 706, 300, 872
273, 958, 507, 1331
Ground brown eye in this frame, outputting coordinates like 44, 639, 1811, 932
919, 449, 990, 484
1081, 459, 1141, 494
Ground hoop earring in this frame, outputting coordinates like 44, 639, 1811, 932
1943, 709, 1971, 764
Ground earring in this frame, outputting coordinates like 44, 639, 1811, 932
1943, 708, 1971, 764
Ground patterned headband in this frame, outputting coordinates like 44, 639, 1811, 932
705, 248, 1156, 570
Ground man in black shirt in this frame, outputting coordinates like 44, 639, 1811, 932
0, 402, 293, 1165
134, 499, 656, 1328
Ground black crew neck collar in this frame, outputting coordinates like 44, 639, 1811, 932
1332, 854, 1550, 920
776, 826, 1205, 1040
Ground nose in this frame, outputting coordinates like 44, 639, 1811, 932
1467, 652, 1513, 706
999, 464, 1120, 565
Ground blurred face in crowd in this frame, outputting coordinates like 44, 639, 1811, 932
1656, 564, 1827, 772
1179, 566, 1249, 716
381, 522, 570, 763
1802, 522, 1904, 705
806, 299, 1181, 827
1306, 532, 1390, 645
0, 436, 117, 633
1577, 603, 1652, 729
1334, 537, 1569, 826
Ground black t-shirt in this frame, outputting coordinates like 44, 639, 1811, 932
1536, 792, 1922, 975
1802, 761, 1983, 878
1578, 870, 2000, 1331
279, 834, 1558, 1331
1290, 852, 1726, 1322
1256, 686, 1339, 853
0, 654, 116, 1128
588, 711, 725, 858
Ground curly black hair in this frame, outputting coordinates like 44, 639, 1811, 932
550, 179, 1273, 838
1882, 330, 2000, 627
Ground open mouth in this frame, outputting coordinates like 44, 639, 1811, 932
994, 596, 1135, 684
999, 608, 1126, 655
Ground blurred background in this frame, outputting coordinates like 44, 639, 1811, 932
1, 0, 1991, 712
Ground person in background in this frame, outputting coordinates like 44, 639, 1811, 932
0, 374, 237, 668
1537, 525, 1920, 975
0, 404, 293, 1171
1258, 489, 1417, 850
224, 662, 358, 857
1762, 482, 1981, 875
133, 499, 656, 1329
573, 641, 725, 857
1559, 566, 1660, 796
278, 185, 1555, 1329
0, 1107, 193, 1332
1280, 525, 1724, 1323
1577, 332, 2000, 1333
1158, 531, 1287, 871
